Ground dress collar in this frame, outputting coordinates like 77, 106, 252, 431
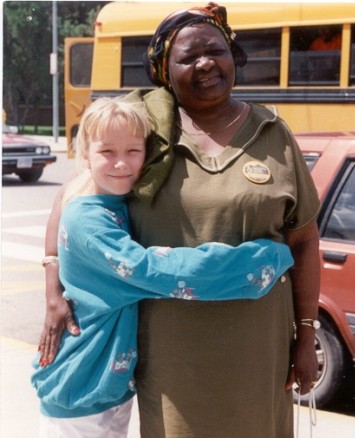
129, 88, 277, 204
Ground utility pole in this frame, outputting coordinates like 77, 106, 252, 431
50, 0, 59, 142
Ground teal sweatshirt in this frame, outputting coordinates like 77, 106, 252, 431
31, 194, 293, 418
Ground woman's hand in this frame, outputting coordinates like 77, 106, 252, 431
286, 328, 318, 394
38, 185, 80, 366
285, 220, 320, 394
38, 295, 80, 367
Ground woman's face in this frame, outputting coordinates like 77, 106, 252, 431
168, 23, 235, 110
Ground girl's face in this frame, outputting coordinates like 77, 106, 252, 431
85, 123, 146, 195
168, 23, 235, 111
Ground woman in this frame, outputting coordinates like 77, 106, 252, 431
40, 3, 320, 437
33, 97, 292, 437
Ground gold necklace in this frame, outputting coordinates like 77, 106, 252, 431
181, 102, 247, 136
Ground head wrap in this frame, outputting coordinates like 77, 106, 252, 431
143, 2, 247, 87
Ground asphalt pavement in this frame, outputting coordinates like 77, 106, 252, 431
1, 135, 355, 437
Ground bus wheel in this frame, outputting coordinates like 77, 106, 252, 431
293, 315, 347, 408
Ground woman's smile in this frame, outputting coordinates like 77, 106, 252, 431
196, 73, 221, 88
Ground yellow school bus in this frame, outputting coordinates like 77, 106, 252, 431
65, 1, 355, 156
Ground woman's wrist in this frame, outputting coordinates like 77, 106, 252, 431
294, 324, 317, 343
296, 318, 321, 329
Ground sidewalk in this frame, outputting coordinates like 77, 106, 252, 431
1, 336, 354, 438
0, 337, 140, 437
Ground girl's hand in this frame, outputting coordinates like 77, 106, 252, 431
38, 295, 80, 367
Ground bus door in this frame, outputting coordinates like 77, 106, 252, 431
64, 37, 94, 157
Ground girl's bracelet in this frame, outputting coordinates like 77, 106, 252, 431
42, 256, 59, 267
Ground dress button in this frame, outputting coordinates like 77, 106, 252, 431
280, 275, 286, 283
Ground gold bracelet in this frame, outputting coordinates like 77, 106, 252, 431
42, 256, 59, 267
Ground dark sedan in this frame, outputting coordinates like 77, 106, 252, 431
2, 123, 57, 182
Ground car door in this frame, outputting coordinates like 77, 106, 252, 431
319, 159, 355, 356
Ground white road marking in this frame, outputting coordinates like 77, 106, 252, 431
2, 209, 51, 218
3, 225, 46, 238
2, 241, 44, 263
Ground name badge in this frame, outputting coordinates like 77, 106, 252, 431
243, 161, 271, 184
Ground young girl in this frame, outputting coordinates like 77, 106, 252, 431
31, 97, 293, 437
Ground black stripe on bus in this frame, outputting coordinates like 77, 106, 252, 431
91, 88, 355, 104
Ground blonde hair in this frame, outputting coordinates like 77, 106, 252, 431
62, 97, 151, 207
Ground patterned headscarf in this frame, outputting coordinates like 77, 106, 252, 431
143, 2, 248, 87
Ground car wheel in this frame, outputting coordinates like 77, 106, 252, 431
293, 315, 347, 408
17, 168, 43, 183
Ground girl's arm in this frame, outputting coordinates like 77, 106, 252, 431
38, 187, 80, 367
284, 220, 320, 395
61, 202, 294, 306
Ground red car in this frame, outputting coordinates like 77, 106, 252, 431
296, 131, 355, 407
2, 122, 57, 182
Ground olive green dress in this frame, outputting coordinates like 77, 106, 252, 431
127, 89, 320, 438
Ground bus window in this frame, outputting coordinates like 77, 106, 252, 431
236, 28, 281, 86
64, 3, 355, 150
289, 25, 342, 85
69, 42, 93, 87
351, 25, 355, 86
121, 36, 152, 87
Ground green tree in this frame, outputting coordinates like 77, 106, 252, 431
3, 1, 52, 128
3, 1, 107, 130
